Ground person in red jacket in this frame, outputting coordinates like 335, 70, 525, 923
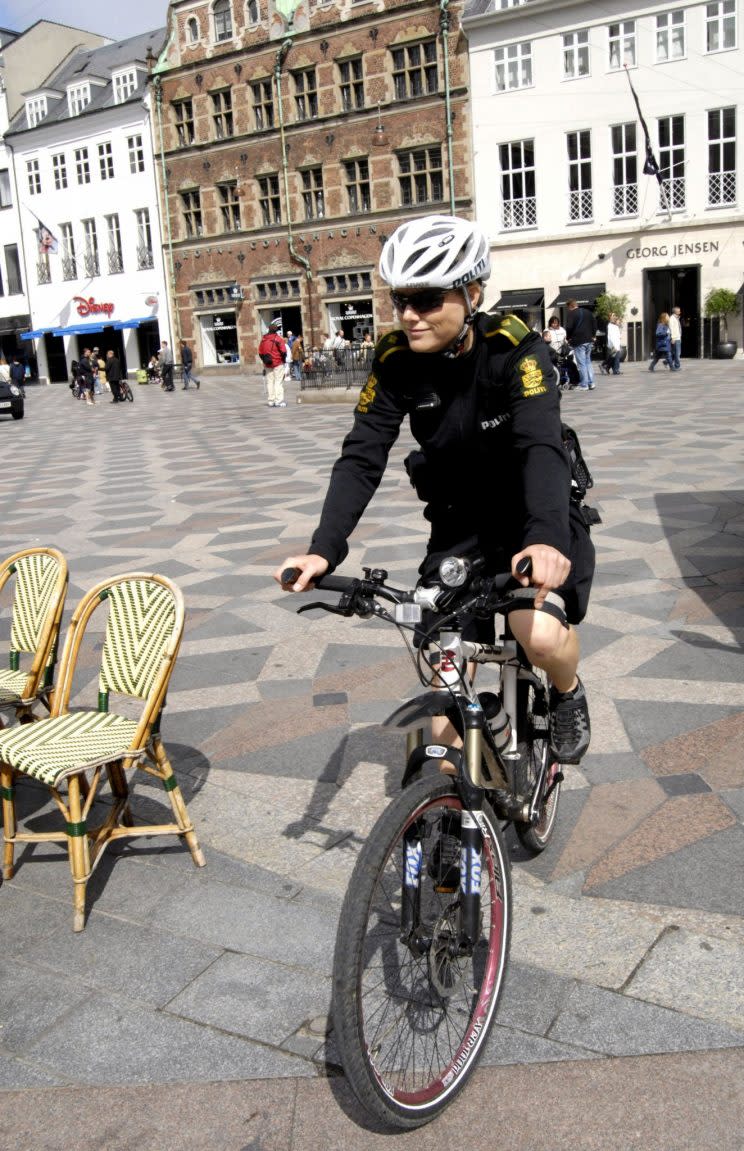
258, 318, 287, 408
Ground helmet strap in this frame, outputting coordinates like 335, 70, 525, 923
442, 286, 477, 359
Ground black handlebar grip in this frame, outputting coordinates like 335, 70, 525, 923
515, 557, 533, 578
281, 567, 301, 585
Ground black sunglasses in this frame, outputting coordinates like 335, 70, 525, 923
390, 289, 447, 315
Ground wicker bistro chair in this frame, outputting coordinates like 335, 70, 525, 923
0, 573, 205, 931
0, 548, 69, 727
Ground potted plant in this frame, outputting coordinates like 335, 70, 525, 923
704, 287, 740, 358
594, 292, 629, 362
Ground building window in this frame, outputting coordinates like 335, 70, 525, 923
218, 181, 241, 231
499, 139, 537, 229
344, 158, 371, 214
52, 153, 68, 190
301, 167, 324, 220
75, 147, 90, 185
398, 146, 444, 207
494, 42, 532, 91
567, 130, 592, 221
25, 95, 48, 127
391, 39, 438, 100
211, 89, 234, 138
82, 219, 99, 276
293, 68, 318, 121
37, 254, 51, 286
67, 82, 91, 116
113, 69, 138, 103
324, 271, 372, 293
0, 168, 12, 208
5, 245, 22, 294
658, 115, 685, 209
563, 30, 589, 78
213, 0, 233, 42
251, 79, 274, 130
173, 99, 195, 145
656, 11, 685, 62
339, 57, 364, 111
255, 278, 300, 301
60, 223, 77, 279
26, 159, 41, 196
181, 189, 203, 236
128, 135, 145, 173
706, 0, 736, 52
611, 122, 637, 216
246, 1, 259, 24
708, 106, 736, 205
257, 173, 281, 224
135, 208, 154, 268
187, 16, 199, 41
106, 213, 123, 273
98, 141, 114, 180
609, 20, 636, 69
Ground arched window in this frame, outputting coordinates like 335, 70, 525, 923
246, 0, 259, 24
214, 0, 233, 42
187, 17, 199, 42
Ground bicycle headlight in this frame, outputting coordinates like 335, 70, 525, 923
438, 556, 471, 588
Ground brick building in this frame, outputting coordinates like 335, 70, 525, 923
151, 0, 472, 370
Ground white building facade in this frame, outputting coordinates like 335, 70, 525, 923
463, 0, 742, 358
5, 29, 171, 382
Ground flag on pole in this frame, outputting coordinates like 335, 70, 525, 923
623, 65, 671, 217
35, 220, 59, 255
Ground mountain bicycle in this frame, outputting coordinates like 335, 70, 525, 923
282, 557, 564, 1128
118, 379, 134, 402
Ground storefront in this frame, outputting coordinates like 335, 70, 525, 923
198, 311, 240, 365
326, 299, 374, 343
489, 288, 545, 332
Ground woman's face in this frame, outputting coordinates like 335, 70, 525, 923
393, 285, 475, 354
549, 317, 559, 329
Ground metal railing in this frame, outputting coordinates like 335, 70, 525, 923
36, 261, 51, 285
568, 189, 593, 222
502, 196, 537, 230
707, 170, 736, 207
612, 182, 638, 216
299, 346, 374, 390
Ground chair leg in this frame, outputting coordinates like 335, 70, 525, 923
151, 740, 206, 868
66, 773, 90, 932
1, 764, 16, 880
106, 761, 134, 826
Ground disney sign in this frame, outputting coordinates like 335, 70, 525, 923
73, 296, 115, 318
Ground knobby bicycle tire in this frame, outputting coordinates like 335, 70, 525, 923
514, 669, 561, 853
332, 775, 512, 1129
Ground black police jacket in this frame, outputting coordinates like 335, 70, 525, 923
309, 313, 571, 572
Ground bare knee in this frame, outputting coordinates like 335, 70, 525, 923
510, 610, 570, 667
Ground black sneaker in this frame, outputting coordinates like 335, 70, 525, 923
428, 811, 461, 893
549, 678, 590, 764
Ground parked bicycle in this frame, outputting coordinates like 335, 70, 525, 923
118, 379, 134, 403
282, 556, 563, 1128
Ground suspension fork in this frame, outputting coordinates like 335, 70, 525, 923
459, 708, 486, 949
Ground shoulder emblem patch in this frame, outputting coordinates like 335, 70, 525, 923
519, 356, 547, 397
357, 372, 378, 413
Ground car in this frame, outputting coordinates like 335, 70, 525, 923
0, 378, 24, 420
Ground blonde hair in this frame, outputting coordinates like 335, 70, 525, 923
658, 312, 670, 324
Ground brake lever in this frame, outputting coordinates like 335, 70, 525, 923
297, 600, 355, 618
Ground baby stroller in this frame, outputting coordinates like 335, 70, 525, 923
555, 342, 580, 391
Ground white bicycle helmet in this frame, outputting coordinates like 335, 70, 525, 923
379, 215, 491, 290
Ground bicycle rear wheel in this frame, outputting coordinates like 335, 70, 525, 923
514, 669, 561, 853
332, 775, 511, 1129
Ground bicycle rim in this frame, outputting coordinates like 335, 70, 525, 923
332, 776, 511, 1128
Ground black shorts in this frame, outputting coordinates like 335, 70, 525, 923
415, 500, 595, 644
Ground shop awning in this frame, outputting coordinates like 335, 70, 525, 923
489, 288, 544, 313
20, 329, 47, 340
51, 323, 106, 337
112, 316, 157, 329
554, 282, 606, 307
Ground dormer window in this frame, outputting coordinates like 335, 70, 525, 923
113, 69, 138, 104
214, 0, 233, 42
26, 95, 48, 127
187, 17, 199, 42
68, 82, 91, 116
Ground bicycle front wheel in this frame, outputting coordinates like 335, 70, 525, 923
332, 775, 511, 1129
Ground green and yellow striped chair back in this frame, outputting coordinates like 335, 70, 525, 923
99, 578, 178, 703
8, 551, 63, 663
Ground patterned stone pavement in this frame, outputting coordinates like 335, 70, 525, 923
1, 359, 743, 1117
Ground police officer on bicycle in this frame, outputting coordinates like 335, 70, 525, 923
275, 215, 594, 764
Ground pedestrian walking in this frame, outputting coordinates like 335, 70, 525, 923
78, 348, 96, 406
181, 340, 200, 389
600, 313, 622, 376
649, 313, 673, 372
258, 318, 287, 407
565, 299, 598, 390
105, 349, 123, 402
290, 334, 304, 381
669, 306, 682, 371
160, 341, 175, 391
